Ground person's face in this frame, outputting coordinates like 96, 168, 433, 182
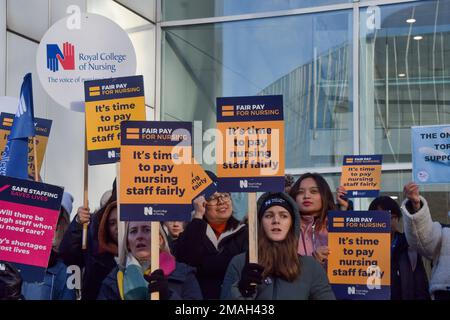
205, 192, 233, 224
375, 206, 400, 233
128, 222, 152, 262
164, 221, 184, 238
296, 178, 322, 216
262, 205, 292, 242
108, 208, 118, 244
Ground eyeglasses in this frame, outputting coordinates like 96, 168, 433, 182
207, 193, 231, 206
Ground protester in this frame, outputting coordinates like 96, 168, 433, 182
97, 221, 202, 300
369, 195, 430, 300
59, 180, 118, 300
174, 171, 248, 299
221, 192, 335, 300
0, 262, 23, 300
289, 173, 349, 265
163, 221, 186, 252
21, 191, 76, 300
401, 182, 450, 300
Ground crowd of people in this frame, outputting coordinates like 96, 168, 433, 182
1, 171, 449, 300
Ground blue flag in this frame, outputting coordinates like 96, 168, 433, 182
0, 73, 36, 179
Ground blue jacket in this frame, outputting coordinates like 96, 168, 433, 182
97, 262, 202, 300
21, 260, 76, 300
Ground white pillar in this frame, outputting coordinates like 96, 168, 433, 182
0, 0, 6, 95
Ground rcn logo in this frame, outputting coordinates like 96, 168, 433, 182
144, 207, 153, 216
46, 42, 75, 72
239, 180, 248, 188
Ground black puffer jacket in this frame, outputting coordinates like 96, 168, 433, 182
174, 216, 248, 299
391, 232, 430, 300
59, 210, 116, 300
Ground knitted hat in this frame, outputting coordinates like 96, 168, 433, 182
257, 192, 300, 237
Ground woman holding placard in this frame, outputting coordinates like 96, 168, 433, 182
97, 221, 202, 300
174, 171, 248, 300
221, 192, 335, 300
288, 173, 342, 265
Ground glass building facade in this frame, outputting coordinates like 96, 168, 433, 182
1, 0, 450, 224
160, 0, 450, 223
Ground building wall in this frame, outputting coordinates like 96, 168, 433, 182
2, 0, 156, 219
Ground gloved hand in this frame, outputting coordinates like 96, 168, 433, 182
144, 269, 171, 300
0, 262, 23, 300
238, 263, 264, 297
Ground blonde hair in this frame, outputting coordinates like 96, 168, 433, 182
119, 221, 170, 267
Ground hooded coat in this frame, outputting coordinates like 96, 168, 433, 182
221, 192, 335, 300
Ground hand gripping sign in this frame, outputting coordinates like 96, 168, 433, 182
216, 95, 285, 265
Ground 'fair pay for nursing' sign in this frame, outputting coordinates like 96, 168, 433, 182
328, 211, 390, 300
0, 176, 63, 282
412, 125, 450, 184
85, 75, 146, 165
216, 95, 284, 192
119, 121, 193, 221
340, 155, 382, 198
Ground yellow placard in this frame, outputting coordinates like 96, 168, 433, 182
217, 120, 285, 178
85, 96, 146, 151
340, 155, 382, 197
120, 145, 192, 204
328, 232, 390, 286
0, 116, 51, 178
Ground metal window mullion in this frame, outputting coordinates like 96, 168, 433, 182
358, 0, 419, 8
155, 0, 162, 121
353, 2, 359, 156
160, 3, 354, 27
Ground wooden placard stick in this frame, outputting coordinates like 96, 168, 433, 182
82, 145, 89, 250
150, 221, 160, 300
248, 192, 258, 263
32, 137, 38, 181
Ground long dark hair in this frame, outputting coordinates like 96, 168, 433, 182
258, 218, 301, 282
289, 172, 336, 231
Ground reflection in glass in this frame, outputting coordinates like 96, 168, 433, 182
360, 0, 450, 163
162, 0, 351, 21
162, 10, 352, 169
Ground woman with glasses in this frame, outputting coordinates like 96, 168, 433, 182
174, 171, 248, 299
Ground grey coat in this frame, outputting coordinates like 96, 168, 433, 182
221, 253, 336, 300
